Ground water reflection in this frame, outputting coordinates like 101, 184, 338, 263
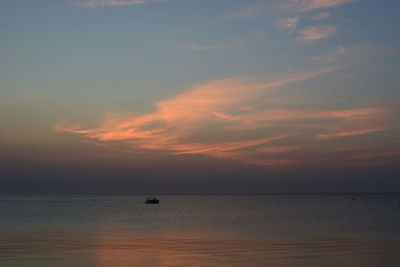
1, 194, 400, 266
1, 230, 400, 267
94, 233, 400, 267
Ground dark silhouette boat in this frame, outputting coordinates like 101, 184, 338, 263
145, 197, 159, 204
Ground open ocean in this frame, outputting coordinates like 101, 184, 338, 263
1, 194, 400, 266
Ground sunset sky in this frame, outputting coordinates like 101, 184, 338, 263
1, 0, 399, 193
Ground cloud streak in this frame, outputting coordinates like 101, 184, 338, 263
296, 25, 337, 43
309, 44, 375, 63
315, 128, 386, 140
231, 0, 360, 19
55, 65, 394, 170
283, 0, 360, 12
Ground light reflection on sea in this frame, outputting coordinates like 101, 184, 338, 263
0, 194, 400, 266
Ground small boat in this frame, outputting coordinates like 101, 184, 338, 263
145, 197, 159, 204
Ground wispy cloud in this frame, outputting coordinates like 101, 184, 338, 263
315, 128, 385, 140
283, 0, 360, 12
309, 44, 373, 63
275, 17, 300, 34
296, 24, 337, 44
231, 0, 360, 19
55, 64, 395, 169
75, 0, 168, 7
312, 12, 332, 20
223, 107, 384, 131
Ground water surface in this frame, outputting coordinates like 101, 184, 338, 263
1, 194, 400, 266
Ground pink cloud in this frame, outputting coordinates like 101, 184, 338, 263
292, 0, 360, 12
296, 25, 337, 44
55, 66, 394, 169
230, 0, 360, 19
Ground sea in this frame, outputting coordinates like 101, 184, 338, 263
0, 194, 400, 266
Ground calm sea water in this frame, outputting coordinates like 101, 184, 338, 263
1, 194, 400, 266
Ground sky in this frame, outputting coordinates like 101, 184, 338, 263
1, 0, 400, 193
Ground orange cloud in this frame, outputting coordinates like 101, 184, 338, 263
221, 107, 383, 131
55, 66, 394, 169
315, 128, 385, 140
